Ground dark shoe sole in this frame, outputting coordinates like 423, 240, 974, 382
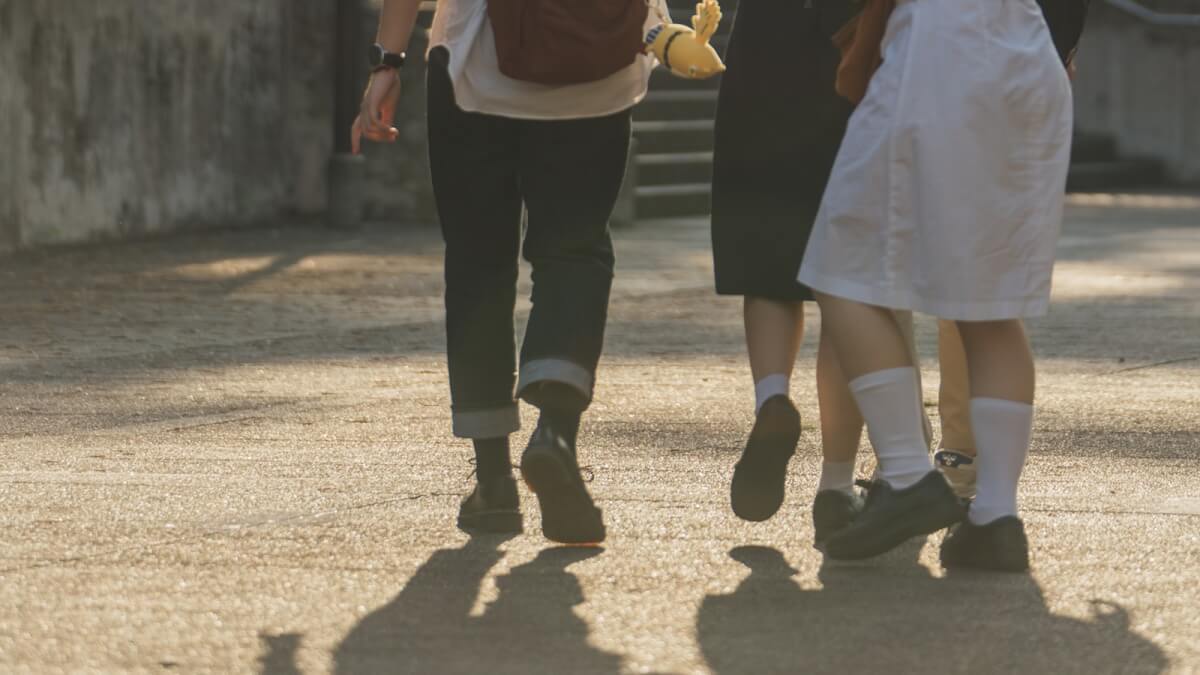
457, 509, 523, 535
521, 444, 606, 545
730, 398, 800, 522
825, 476, 964, 560
941, 517, 1030, 573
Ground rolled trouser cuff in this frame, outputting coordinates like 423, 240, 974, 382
516, 358, 594, 404
451, 403, 521, 439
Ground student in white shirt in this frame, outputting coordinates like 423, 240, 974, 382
354, 0, 666, 545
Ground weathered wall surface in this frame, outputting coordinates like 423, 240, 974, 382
0, 1, 335, 253
1073, 3, 1200, 183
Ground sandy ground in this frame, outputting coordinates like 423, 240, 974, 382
1, 194, 1198, 673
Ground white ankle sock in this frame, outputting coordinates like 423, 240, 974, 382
849, 367, 933, 490
968, 398, 1033, 525
754, 374, 790, 413
818, 460, 856, 494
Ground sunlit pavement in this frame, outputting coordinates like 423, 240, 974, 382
2, 194, 1197, 673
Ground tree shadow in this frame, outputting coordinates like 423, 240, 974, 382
332, 536, 620, 675
697, 545, 1168, 674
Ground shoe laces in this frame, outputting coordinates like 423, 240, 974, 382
465, 458, 595, 483
465, 457, 520, 481
855, 478, 885, 507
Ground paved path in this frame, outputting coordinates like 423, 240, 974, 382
2, 194, 1198, 673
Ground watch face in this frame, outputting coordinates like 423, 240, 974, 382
367, 43, 384, 67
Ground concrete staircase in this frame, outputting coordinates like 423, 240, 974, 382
629, 0, 1166, 221
630, 0, 730, 219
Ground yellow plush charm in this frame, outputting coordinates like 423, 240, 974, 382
645, 0, 726, 79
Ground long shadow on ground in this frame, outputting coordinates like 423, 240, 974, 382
698, 545, 1168, 674
331, 537, 620, 674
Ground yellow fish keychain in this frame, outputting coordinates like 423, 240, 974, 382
645, 0, 726, 79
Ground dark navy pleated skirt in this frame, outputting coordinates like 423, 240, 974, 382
710, 0, 856, 301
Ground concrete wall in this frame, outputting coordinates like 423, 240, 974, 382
0, 1, 336, 253
1073, 2, 1200, 183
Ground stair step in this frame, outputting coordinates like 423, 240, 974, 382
632, 119, 716, 153
1066, 158, 1165, 192
663, 0, 737, 29
637, 151, 714, 185
645, 27, 730, 89
649, 65, 726, 91
635, 90, 720, 121
635, 183, 712, 218
665, 0, 740, 18
628, 161, 1165, 218
632, 119, 715, 132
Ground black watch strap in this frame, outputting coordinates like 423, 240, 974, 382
368, 43, 407, 71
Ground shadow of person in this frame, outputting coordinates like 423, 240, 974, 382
332, 537, 621, 675
257, 632, 303, 675
697, 545, 1168, 674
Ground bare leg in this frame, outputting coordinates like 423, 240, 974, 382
813, 293, 912, 378
817, 309, 929, 467
744, 297, 804, 383
730, 296, 806, 522
813, 292, 932, 489
934, 319, 978, 498
938, 319, 975, 453
953, 319, 1035, 528
812, 292, 959, 560
816, 322, 862, 464
955, 320, 1034, 403
812, 319, 867, 540
894, 310, 934, 448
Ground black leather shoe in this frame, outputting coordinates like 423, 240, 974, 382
824, 471, 965, 560
730, 396, 801, 522
520, 425, 606, 544
941, 516, 1030, 572
457, 474, 522, 534
812, 488, 865, 549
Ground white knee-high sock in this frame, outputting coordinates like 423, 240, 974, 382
968, 398, 1033, 525
818, 460, 856, 494
754, 374, 790, 413
849, 367, 933, 489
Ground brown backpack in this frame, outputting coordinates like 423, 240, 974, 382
487, 0, 650, 86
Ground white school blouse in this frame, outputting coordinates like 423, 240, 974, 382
427, 0, 669, 120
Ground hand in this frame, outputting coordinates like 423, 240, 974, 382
351, 69, 402, 154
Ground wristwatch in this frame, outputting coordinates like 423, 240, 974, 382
367, 43, 407, 72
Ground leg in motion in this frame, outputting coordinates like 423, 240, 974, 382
814, 293, 963, 559
811, 318, 866, 546
427, 50, 524, 534
458, 436, 522, 534
935, 319, 978, 498
811, 309, 929, 546
894, 310, 934, 448
730, 297, 805, 522
940, 319, 1034, 572
514, 109, 632, 545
